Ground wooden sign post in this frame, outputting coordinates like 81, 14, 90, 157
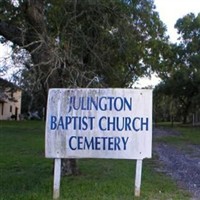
45, 88, 152, 199
135, 159, 143, 197
53, 158, 61, 199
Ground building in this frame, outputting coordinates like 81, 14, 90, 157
0, 78, 22, 120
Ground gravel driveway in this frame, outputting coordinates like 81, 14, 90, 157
153, 128, 200, 200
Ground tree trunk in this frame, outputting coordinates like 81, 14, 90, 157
182, 102, 191, 124
61, 159, 79, 176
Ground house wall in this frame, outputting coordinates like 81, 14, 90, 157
0, 89, 22, 120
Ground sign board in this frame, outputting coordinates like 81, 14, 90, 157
45, 88, 152, 160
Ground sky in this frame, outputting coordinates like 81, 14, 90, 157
1, 1, 200, 84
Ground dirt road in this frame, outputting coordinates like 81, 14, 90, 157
153, 128, 200, 200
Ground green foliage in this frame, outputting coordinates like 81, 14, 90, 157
0, 120, 190, 200
0, 0, 171, 113
45, 0, 168, 87
0, 0, 168, 88
154, 13, 200, 124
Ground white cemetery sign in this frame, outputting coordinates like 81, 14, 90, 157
45, 88, 152, 199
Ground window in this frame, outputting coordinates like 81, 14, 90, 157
10, 105, 12, 113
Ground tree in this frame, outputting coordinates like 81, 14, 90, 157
0, 0, 168, 175
154, 69, 199, 123
154, 13, 200, 124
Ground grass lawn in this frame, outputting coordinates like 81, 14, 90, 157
156, 122, 200, 145
0, 120, 190, 200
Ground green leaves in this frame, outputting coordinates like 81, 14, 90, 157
0, 0, 168, 88
155, 12, 200, 123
